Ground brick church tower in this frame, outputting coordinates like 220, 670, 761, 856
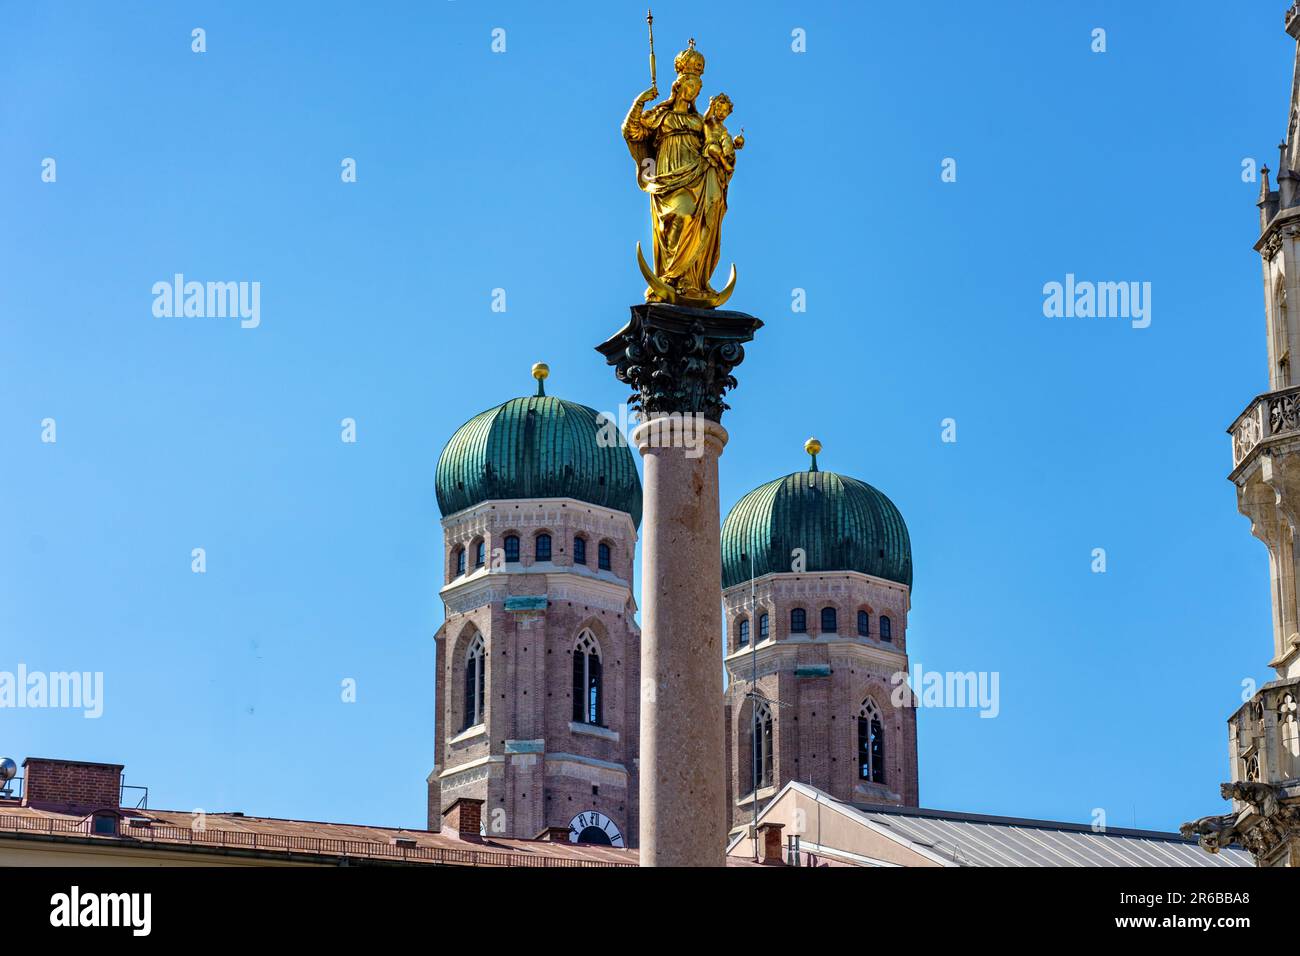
426, 365, 643, 847
719, 439, 919, 842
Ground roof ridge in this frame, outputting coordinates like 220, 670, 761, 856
847, 799, 1205, 843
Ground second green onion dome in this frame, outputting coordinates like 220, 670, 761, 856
720, 438, 912, 591
435, 364, 643, 526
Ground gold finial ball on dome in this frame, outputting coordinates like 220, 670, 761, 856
531, 362, 549, 396
804, 437, 822, 457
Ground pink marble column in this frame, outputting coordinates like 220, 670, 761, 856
635, 416, 729, 866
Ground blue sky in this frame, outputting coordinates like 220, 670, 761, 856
0, 0, 1289, 832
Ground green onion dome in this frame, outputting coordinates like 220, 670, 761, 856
435, 365, 642, 526
720, 438, 911, 590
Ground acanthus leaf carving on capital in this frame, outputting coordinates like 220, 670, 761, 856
597, 303, 762, 423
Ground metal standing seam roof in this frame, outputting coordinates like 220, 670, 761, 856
721, 469, 912, 591
856, 810, 1251, 867
765, 782, 1252, 867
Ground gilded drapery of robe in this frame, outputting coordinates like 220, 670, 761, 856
624, 104, 726, 299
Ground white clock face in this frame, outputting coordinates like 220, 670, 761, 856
568, 810, 624, 848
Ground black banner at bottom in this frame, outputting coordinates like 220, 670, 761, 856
0, 863, 1280, 941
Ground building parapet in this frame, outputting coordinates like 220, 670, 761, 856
1229, 383, 1300, 476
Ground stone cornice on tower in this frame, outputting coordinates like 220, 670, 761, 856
440, 572, 636, 618
439, 495, 638, 541
722, 568, 913, 613
724, 637, 906, 675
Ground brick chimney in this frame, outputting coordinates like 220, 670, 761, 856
534, 825, 571, 842
22, 757, 122, 813
441, 797, 484, 841
757, 821, 785, 865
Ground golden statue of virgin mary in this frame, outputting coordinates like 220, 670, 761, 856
622, 36, 742, 308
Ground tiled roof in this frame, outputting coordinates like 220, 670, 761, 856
0, 801, 651, 867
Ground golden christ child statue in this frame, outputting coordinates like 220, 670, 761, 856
622, 30, 742, 309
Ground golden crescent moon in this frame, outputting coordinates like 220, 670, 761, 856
636, 243, 738, 308
711, 263, 737, 308
636, 241, 677, 303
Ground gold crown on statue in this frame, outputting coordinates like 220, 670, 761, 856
674, 38, 705, 77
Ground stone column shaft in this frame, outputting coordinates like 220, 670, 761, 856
635, 417, 728, 866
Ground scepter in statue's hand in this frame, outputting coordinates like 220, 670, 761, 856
647, 9, 657, 91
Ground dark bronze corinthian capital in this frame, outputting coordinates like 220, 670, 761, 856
596, 303, 763, 423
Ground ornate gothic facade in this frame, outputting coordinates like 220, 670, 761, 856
1184, 2, 1300, 866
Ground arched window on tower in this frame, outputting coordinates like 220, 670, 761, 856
759, 613, 769, 641
821, 607, 837, 634
1280, 693, 1300, 777
598, 542, 611, 571
752, 701, 774, 790
880, 616, 892, 642
503, 535, 520, 563
573, 630, 603, 725
455, 547, 466, 577
464, 634, 486, 730
1277, 277, 1291, 388
858, 698, 885, 784
474, 540, 485, 569
737, 618, 750, 648
535, 533, 552, 562
573, 536, 587, 566
790, 608, 807, 633
857, 610, 869, 637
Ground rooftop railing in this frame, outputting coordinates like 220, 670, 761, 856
0, 813, 634, 867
